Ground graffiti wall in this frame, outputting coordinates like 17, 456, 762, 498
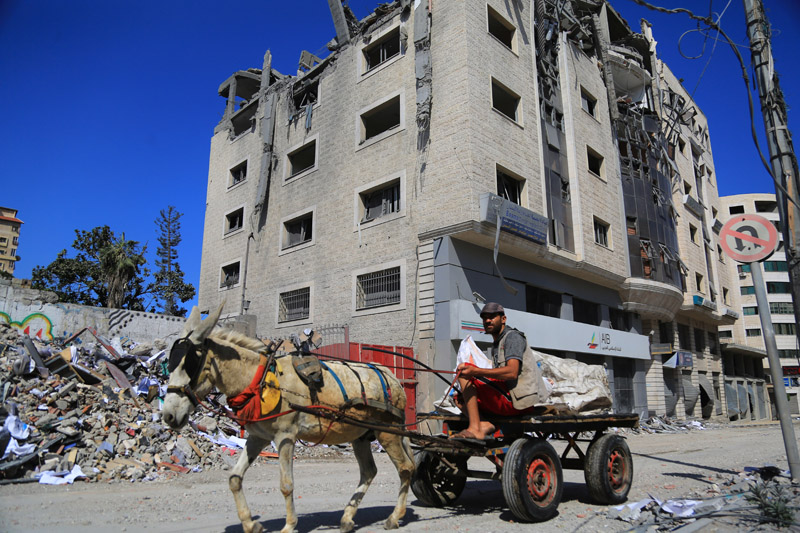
0, 279, 186, 343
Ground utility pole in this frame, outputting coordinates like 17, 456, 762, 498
743, 0, 800, 379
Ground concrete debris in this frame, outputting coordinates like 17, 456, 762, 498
0, 322, 351, 486
608, 466, 799, 530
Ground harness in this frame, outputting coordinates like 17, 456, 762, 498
165, 333, 209, 408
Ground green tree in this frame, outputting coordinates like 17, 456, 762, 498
153, 206, 195, 316
32, 226, 150, 309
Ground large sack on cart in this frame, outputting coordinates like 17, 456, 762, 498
538, 350, 613, 414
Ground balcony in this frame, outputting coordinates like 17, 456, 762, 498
683, 195, 703, 217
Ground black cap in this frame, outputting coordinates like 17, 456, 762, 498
480, 302, 505, 316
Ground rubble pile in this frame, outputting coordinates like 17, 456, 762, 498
0, 323, 345, 485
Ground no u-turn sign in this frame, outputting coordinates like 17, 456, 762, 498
719, 214, 779, 263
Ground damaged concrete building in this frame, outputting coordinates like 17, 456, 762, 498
197, 0, 737, 419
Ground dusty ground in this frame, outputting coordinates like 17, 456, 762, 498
1, 421, 798, 532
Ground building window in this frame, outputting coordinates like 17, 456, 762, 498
755, 200, 777, 213
487, 5, 516, 51
609, 308, 630, 331
220, 261, 240, 289
767, 282, 791, 294
764, 260, 788, 272
224, 207, 244, 235
770, 302, 794, 314
738, 264, 751, 274
526, 285, 561, 318
779, 349, 800, 358
678, 137, 686, 155
678, 323, 690, 348
717, 244, 725, 263
282, 210, 314, 251
293, 79, 319, 109
497, 166, 525, 205
572, 297, 599, 326
722, 287, 729, 305
708, 333, 719, 355
363, 26, 401, 73
659, 321, 674, 344
746, 328, 762, 337
689, 224, 698, 244
593, 217, 609, 247
229, 161, 247, 188
695, 272, 704, 293
491, 78, 521, 122
586, 146, 604, 178
741, 286, 755, 295
719, 329, 732, 339
359, 93, 403, 146
728, 205, 745, 215
279, 287, 310, 323
580, 88, 597, 117
356, 266, 401, 310
0, 237, 5, 244
360, 178, 401, 223
775, 323, 797, 336
694, 328, 705, 353
286, 138, 318, 179
742, 306, 758, 316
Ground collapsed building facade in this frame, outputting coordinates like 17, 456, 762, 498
197, 0, 739, 419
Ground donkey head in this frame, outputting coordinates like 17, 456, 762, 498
162, 303, 224, 429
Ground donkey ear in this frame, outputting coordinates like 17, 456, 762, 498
189, 302, 224, 345
184, 306, 202, 335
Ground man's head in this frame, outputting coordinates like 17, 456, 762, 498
480, 302, 506, 337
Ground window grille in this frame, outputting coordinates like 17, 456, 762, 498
279, 287, 310, 322
357, 266, 401, 310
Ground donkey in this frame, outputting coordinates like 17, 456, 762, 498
162, 305, 415, 533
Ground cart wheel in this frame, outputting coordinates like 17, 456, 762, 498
411, 450, 467, 507
584, 434, 633, 504
502, 438, 563, 522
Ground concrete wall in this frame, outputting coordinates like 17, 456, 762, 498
0, 279, 185, 344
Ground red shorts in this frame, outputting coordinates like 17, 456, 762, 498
460, 374, 534, 417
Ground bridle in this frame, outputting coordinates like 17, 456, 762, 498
165, 332, 210, 408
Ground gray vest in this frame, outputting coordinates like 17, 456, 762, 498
496, 327, 549, 410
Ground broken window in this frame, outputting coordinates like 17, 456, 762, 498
695, 272, 704, 293
491, 78, 520, 122
225, 207, 244, 235
487, 5, 516, 50
287, 139, 317, 178
279, 287, 310, 322
640, 239, 654, 278
581, 88, 597, 117
283, 212, 313, 249
586, 146, 604, 178
363, 26, 401, 73
755, 200, 777, 213
689, 224, 698, 244
357, 266, 401, 310
717, 244, 725, 263
220, 261, 240, 289
497, 167, 524, 205
293, 79, 319, 110
361, 179, 401, 223
231, 103, 257, 138
360, 95, 401, 143
728, 205, 745, 215
678, 138, 686, 155
723, 287, 729, 305
626, 217, 637, 235
593, 217, 609, 247
229, 161, 247, 188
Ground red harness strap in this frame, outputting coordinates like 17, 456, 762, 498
226, 365, 276, 426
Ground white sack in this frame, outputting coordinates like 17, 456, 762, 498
538, 351, 613, 413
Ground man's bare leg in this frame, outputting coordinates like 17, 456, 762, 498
455, 378, 495, 439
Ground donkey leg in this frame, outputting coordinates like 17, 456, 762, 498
229, 435, 269, 533
340, 434, 378, 533
275, 434, 298, 533
376, 433, 415, 530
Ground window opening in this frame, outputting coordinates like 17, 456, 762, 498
279, 287, 310, 322
572, 297, 599, 326
357, 266, 401, 310
221, 262, 240, 288
363, 27, 401, 72
361, 95, 401, 142
283, 213, 313, 249
594, 218, 609, 247
361, 180, 401, 222
487, 5, 515, 49
586, 147, 604, 177
728, 205, 745, 215
581, 89, 597, 117
230, 161, 247, 187
491, 78, 520, 122
225, 208, 244, 234
287, 140, 316, 177
497, 168, 523, 205
525, 285, 561, 318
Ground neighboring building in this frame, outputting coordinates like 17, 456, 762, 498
0, 207, 22, 276
720, 193, 797, 419
197, 0, 738, 419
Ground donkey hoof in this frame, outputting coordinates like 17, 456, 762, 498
244, 521, 264, 533
340, 518, 355, 533
384, 517, 400, 530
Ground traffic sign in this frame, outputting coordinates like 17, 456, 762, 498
719, 214, 779, 263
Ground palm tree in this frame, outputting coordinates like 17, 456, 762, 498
99, 233, 146, 309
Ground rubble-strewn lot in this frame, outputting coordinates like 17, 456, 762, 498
2, 322, 800, 531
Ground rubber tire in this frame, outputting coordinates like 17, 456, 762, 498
502, 438, 563, 522
584, 434, 633, 504
411, 450, 467, 507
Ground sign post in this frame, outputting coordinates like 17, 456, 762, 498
721, 215, 800, 480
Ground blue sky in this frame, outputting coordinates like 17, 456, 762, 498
1, 0, 798, 311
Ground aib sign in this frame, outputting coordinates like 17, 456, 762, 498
588, 332, 622, 352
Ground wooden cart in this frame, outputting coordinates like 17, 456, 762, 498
409, 412, 639, 522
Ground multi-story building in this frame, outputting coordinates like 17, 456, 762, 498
0, 207, 22, 276
719, 193, 796, 418
197, 0, 738, 419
